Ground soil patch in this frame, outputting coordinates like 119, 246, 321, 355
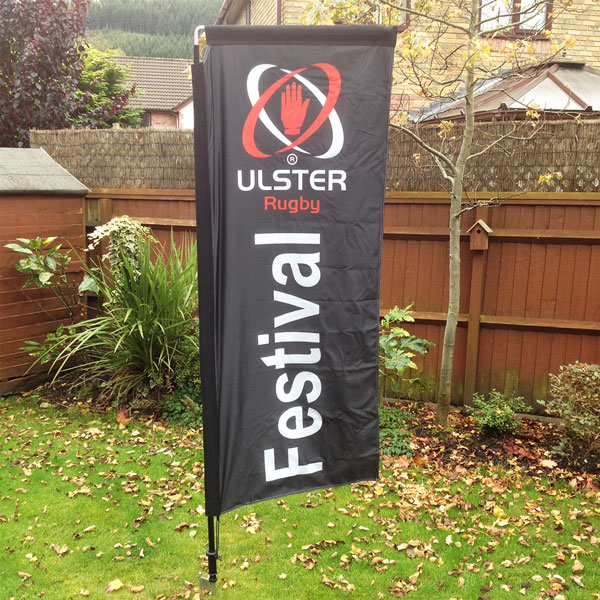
383, 401, 599, 481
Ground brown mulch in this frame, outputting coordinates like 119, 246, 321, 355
385, 402, 600, 481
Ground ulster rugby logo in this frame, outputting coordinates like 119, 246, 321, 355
242, 63, 344, 159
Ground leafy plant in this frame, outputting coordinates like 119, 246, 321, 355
161, 386, 202, 429
5, 236, 85, 323
0, 0, 90, 147
172, 318, 201, 391
379, 406, 413, 457
382, 429, 413, 457
23, 324, 77, 366
466, 390, 528, 435
541, 362, 600, 456
86, 215, 155, 279
380, 406, 411, 429
379, 306, 433, 400
70, 47, 142, 129
28, 237, 198, 405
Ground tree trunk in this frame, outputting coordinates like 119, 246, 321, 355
435, 187, 462, 425
435, 7, 477, 426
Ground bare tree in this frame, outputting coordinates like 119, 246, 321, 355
309, 0, 575, 425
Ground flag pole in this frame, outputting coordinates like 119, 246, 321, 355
193, 25, 220, 597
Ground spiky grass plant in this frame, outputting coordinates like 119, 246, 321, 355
30, 238, 198, 405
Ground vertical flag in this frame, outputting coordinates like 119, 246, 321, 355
193, 25, 396, 516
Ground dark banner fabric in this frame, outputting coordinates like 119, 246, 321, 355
195, 25, 396, 515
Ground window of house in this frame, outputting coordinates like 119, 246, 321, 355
480, 0, 549, 34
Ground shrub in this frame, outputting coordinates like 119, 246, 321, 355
86, 215, 154, 273
542, 362, 600, 456
466, 389, 528, 435
84, 215, 155, 302
380, 429, 413, 457
28, 237, 199, 406
172, 317, 201, 391
380, 406, 411, 429
379, 306, 433, 401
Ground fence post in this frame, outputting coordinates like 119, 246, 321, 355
97, 196, 113, 256
463, 208, 491, 406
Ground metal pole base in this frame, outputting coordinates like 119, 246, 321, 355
199, 573, 217, 597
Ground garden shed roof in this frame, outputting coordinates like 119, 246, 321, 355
416, 60, 600, 122
0, 148, 89, 195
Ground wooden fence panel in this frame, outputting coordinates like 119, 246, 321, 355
0, 194, 85, 383
382, 192, 600, 407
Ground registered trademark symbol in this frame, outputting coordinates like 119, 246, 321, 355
287, 153, 298, 166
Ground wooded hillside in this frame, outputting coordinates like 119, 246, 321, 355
87, 0, 220, 59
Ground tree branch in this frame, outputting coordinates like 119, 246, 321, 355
378, 0, 471, 33
466, 124, 522, 160
391, 122, 457, 174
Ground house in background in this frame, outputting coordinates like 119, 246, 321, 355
415, 60, 600, 123
111, 56, 193, 129
215, 0, 600, 113
216, 0, 306, 25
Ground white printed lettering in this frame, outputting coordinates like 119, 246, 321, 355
278, 406, 322, 440
275, 372, 321, 403
264, 448, 323, 481
273, 291, 319, 328
272, 252, 320, 287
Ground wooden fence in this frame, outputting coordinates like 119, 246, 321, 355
85, 188, 600, 409
382, 192, 600, 408
3, 187, 598, 406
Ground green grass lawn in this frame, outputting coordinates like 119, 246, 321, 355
1, 394, 598, 600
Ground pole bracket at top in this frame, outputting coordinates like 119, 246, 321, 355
194, 26, 206, 63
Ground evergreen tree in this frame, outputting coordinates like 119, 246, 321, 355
71, 48, 143, 128
88, 30, 192, 59
86, 0, 221, 59
88, 0, 220, 37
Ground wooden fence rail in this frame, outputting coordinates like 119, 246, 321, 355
3, 188, 598, 407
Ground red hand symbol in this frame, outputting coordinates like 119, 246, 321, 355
280, 81, 310, 136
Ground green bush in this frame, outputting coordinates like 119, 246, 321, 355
379, 306, 433, 400
172, 317, 201, 391
85, 215, 155, 299
380, 406, 410, 429
542, 362, 600, 456
466, 389, 528, 435
380, 429, 413, 457
28, 237, 199, 406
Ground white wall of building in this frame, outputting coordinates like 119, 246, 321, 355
178, 100, 194, 129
